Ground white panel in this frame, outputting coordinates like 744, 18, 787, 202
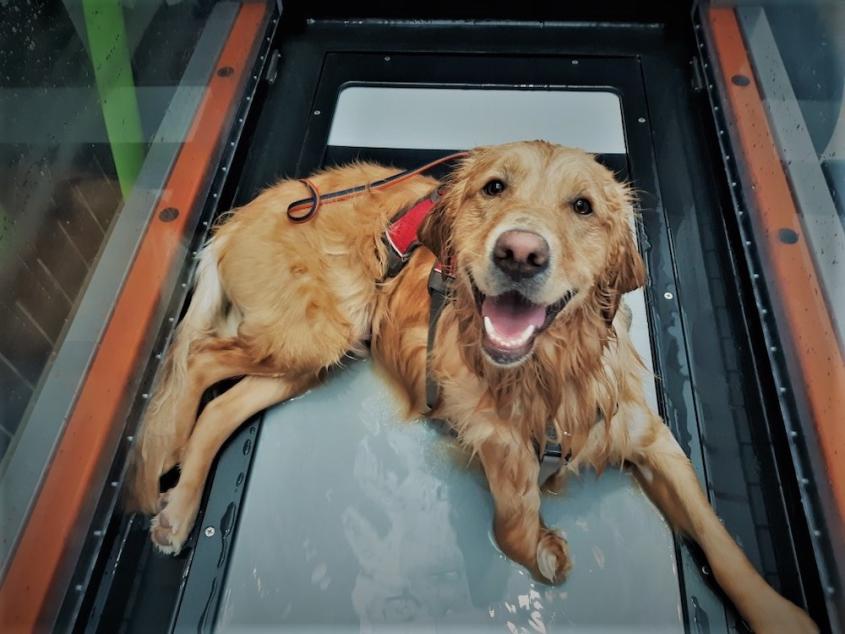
328, 87, 626, 154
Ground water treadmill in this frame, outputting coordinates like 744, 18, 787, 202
0, 1, 842, 632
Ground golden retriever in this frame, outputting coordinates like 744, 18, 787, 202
125, 141, 815, 633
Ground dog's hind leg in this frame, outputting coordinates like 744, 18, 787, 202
125, 337, 282, 514
632, 416, 816, 633
150, 373, 317, 554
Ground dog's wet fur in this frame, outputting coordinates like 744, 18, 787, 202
126, 141, 815, 632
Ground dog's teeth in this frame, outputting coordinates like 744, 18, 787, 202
483, 317, 536, 349
516, 324, 535, 344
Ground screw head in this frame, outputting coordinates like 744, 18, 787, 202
204, 526, 215, 537
158, 207, 179, 222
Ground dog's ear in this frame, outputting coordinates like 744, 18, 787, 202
418, 188, 455, 260
599, 223, 646, 327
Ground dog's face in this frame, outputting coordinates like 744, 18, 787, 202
420, 141, 645, 367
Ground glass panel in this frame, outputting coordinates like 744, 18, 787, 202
0, 0, 270, 571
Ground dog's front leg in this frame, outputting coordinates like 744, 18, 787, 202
477, 436, 571, 584
633, 416, 817, 633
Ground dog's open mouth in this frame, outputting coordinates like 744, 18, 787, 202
478, 288, 576, 365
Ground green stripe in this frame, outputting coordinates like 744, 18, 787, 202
83, 0, 145, 196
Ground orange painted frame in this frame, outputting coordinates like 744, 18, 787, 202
0, 3, 268, 631
708, 8, 845, 525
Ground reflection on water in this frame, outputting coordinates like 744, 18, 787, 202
343, 434, 471, 627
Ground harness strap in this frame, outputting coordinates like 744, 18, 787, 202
425, 260, 454, 412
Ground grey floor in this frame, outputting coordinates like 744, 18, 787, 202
215, 87, 683, 633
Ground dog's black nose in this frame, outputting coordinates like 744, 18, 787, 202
492, 230, 550, 279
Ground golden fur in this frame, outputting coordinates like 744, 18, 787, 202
125, 142, 814, 633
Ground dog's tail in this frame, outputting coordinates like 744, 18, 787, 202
124, 241, 227, 514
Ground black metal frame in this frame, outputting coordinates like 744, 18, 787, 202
70, 4, 830, 633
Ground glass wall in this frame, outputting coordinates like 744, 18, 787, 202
0, 0, 271, 583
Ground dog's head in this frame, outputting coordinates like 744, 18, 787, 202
419, 141, 645, 368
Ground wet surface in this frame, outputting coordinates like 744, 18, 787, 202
217, 358, 683, 633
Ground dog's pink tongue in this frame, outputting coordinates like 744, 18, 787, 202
482, 294, 546, 338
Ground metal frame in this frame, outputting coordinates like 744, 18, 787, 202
64, 9, 282, 632
697, 5, 841, 630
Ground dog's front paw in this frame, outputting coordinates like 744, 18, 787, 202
149, 487, 200, 555
535, 528, 571, 584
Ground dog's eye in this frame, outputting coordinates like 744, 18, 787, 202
572, 198, 593, 215
482, 179, 507, 197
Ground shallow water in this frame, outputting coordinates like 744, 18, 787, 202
216, 358, 683, 634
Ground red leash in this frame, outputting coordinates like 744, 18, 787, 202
286, 152, 468, 223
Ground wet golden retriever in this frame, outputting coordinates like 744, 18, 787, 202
126, 141, 814, 632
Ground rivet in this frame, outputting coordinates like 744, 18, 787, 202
664, 291, 674, 300
571, 59, 579, 65
778, 228, 799, 244
204, 526, 216, 537
75, 584, 84, 592
141, 393, 149, 399
127, 435, 135, 443
158, 207, 179, 222
789, 430, 797, 439
314, 110, 321, 115
93, 529, 103, 537
384, 55, 391, 61
779, 387, 786, 394
638, 117, 646, 123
